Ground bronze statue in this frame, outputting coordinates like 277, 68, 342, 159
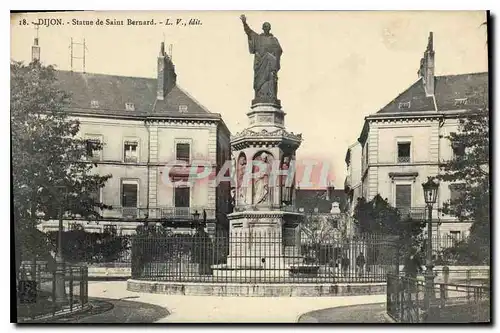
240, 15, 283, 106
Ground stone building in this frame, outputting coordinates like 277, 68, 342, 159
344, 141, 363, 218
35, 39, 232, 235
295, 185, 351, 240
346, 32, 488, 248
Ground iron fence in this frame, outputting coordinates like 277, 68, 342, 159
131, 232, 399, 283
387, 274, 490, 323
16, 261, 89, 322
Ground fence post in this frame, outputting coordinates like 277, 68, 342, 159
440, 283, 446, 308
80, 267, 84, 307
52, 270, 56, 316
466, 270, 471, 302
69, 268, 73, 311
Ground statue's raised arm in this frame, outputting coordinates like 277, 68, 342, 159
240, 15, 258, 53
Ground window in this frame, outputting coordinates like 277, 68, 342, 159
174, 187, 190, 208
397, 142, 411, 163
365, 143, 369, 166
125, 103, 135, 111
124, 141, 139, 162
178, 105, 188, 113
454, 98, 468, 106
398, 101, 411, 109
330, 219, 339, 229
89, 188, 100, 203
121, 181, 138, 218
85, 137, 102, 161
449, 184, 464, 215
450, 230, 461, 241
395, 184, 412, 216
451, 141, 465, 159
176, 143, 190, 162
103, 224, 117, 235
90, 100, 99, 108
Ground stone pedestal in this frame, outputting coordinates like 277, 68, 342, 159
212, 210, 303, 278
212, 100, 304, 279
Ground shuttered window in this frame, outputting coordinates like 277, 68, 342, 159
174, 187, 190, 208
395, 184, 412, 215
122, 183, 138, 207
397, 142, 411, 163
176, 143, 190, 162
449, 184, 464, 215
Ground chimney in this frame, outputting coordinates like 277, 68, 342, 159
418, 32, 435, 97
157, 42, 177, 100
32, 37, 40, 62
326, 181, 335, 201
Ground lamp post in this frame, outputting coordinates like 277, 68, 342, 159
54, 185, 68, 303
192, 210, 201, 230
422, 176, 439, 313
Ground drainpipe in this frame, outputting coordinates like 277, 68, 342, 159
145, 118, 150, 222
434, 94, 442, 251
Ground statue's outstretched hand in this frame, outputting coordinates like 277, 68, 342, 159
240, 14, 246, 23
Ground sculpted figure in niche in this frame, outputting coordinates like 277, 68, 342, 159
252, 152, 272, 205
236, 154, 248, 205
281, 155, 293, 205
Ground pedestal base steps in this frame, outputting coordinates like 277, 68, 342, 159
127, 279, 386, 297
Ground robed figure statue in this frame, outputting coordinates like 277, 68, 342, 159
240, 15, 283, 105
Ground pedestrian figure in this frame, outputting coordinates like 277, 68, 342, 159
341, 255, 350, 277
356, 252, 366, 277
403, 249, 424, 299
443, 265, 450, 298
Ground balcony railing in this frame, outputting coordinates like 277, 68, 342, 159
397, 156, 411, 163
397, 207, 441, 221
151, 207, 216, 220
100, 206, 215, 220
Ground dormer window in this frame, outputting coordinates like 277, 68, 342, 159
125, 103, 135, 111
91, 100, 99, 109
454, 98, 468, 106
398, 101, 411, 110
178, 105, 188, 113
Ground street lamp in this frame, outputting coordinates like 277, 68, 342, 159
422, 176, 439, 313
54, 185, 68, 302
192, 210, 201, 230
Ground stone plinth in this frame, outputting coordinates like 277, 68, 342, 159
211, 210, 303, 277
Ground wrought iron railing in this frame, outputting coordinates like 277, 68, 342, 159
397, 156, 411, 163
100, 206, 216, 220
17, 261, 89, 322
131, 233, 399, 284
387, 274, 490, 323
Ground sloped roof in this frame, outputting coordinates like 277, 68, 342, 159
374, 72, 488, 115
152, 86, 212, 115
54, 70, 218, 119
295, 189, 347, 214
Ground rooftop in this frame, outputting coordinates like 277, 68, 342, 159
372, 72, 488, 116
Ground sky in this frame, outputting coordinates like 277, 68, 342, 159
10, 11, 488, 188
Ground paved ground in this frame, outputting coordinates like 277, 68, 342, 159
298, 303, 390, 323
85, 281, 386, 323
39, 297, 170, 323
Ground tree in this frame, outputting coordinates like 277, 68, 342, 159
353, 195, 426, 264
438, 81, 490, 263
11, 60, 112, 271
354, 195, 425, 238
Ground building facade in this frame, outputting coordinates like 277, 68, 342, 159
344, 141, 363, 218
348, 32, 487, 247
37, 40, 232, 235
